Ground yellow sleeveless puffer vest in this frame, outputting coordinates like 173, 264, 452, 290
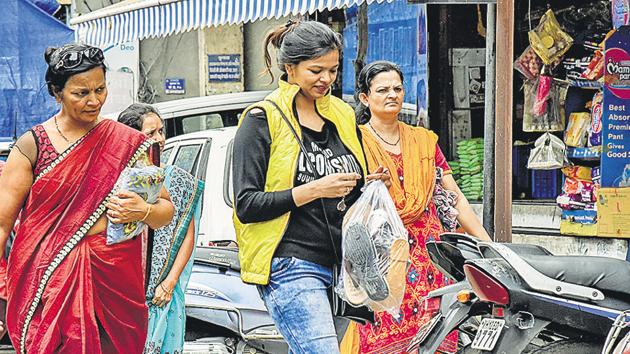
233, 80, 367, 285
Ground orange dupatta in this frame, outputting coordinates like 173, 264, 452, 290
359, 122, 438, 225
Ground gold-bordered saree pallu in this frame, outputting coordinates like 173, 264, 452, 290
5, 119, 153, 354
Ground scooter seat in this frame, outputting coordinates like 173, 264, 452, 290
195, 246, 241, 272
521, 255, 630, 298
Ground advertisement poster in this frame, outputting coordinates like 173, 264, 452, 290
601, 27, 630, 188
100, 41, 139, 116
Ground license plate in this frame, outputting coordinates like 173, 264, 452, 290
471, 318, 505, 351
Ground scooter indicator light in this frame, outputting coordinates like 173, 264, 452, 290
457, 290, 473, 303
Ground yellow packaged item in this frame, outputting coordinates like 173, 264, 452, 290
528, 10, 573, 65
562, 166, 592, 182
565, 112, 590, 147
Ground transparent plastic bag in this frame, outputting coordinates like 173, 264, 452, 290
527, 132, 568, 170
336, 180, 409, 316
523, 77, 567, 132
106, 165, 165, 245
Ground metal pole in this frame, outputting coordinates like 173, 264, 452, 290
494, 0, 514, 242
482, 4, 496, 237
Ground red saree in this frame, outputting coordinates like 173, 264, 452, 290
4, 119, 152, 354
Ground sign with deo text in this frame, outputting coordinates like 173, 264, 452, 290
208, 54, 241, 82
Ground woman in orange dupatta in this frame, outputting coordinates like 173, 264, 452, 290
342, 61, 491, 354
0, 44, 174, 354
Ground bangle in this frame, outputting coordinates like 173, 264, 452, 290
160, 283, 172, 295
140, 204, 152, 222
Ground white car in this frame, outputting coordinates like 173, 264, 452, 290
105, 91, 271, 138
162, 127, 237, 246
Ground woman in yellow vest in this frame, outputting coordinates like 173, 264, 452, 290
232, 20, 388, 354
342, 61, 491, 353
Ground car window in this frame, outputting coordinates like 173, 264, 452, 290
161, 147, 173, 164
182, 114, 223, 134
172, 144, 202, 174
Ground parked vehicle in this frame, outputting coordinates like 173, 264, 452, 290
163, 128, 288, 353
183, 241, 287, 354
408, 233, 630, 354
104, 91, 271, 139
162, 127, 237, 246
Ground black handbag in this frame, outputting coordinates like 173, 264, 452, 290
264, 100, 374, 325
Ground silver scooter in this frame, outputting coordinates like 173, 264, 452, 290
183, 241, 288, 354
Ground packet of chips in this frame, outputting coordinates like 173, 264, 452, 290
106, 165, 165, 245
589, 91, 603, 146
514, 46, 543, 80
528, 9, 574, 65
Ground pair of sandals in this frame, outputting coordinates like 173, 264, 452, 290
342, 221, 409, 308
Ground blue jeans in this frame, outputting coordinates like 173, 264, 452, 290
258, 257, 341, 354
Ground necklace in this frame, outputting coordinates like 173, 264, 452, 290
54, 115, 71, 143
368, 121, 400, 146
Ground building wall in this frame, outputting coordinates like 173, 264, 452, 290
139, 31, 201, 103
243, 17, 289, 91
203, 25, 244, 95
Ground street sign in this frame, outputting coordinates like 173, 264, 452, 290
207, 54, 241, 83
165, 78, 186, 95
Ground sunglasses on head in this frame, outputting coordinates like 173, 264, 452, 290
53, 47, 105, 71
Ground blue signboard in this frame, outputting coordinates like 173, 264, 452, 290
601, 26, 630, 187
208, 54, 241, 82
164, 78, 185, 95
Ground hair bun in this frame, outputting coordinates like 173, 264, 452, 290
44, 47, 58, 64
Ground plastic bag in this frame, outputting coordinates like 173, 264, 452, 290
336, 181, 409, 316
528, 9, 574, 65
527, 132, 568, 170
523, 78, 567, 132
106, 165, 165, 245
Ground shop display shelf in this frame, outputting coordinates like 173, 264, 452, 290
567, 80, 603, 89
567, 147, 602, 161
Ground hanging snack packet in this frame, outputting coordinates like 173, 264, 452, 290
527, 132, 567, 170
514, 46, 543, 80
106, 165, 165, 245
589, 91, 603, 146
565, 113, 591, 147
528, 9, 573, 65
581, 51, 604, 81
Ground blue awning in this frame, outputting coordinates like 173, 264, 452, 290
72, 0, 391, 47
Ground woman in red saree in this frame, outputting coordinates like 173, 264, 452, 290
341, 61, 491, 353
0, 44, 174, 354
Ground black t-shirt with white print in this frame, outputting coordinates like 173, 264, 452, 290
275, 120, 363, 266
231, 109, 364, 268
